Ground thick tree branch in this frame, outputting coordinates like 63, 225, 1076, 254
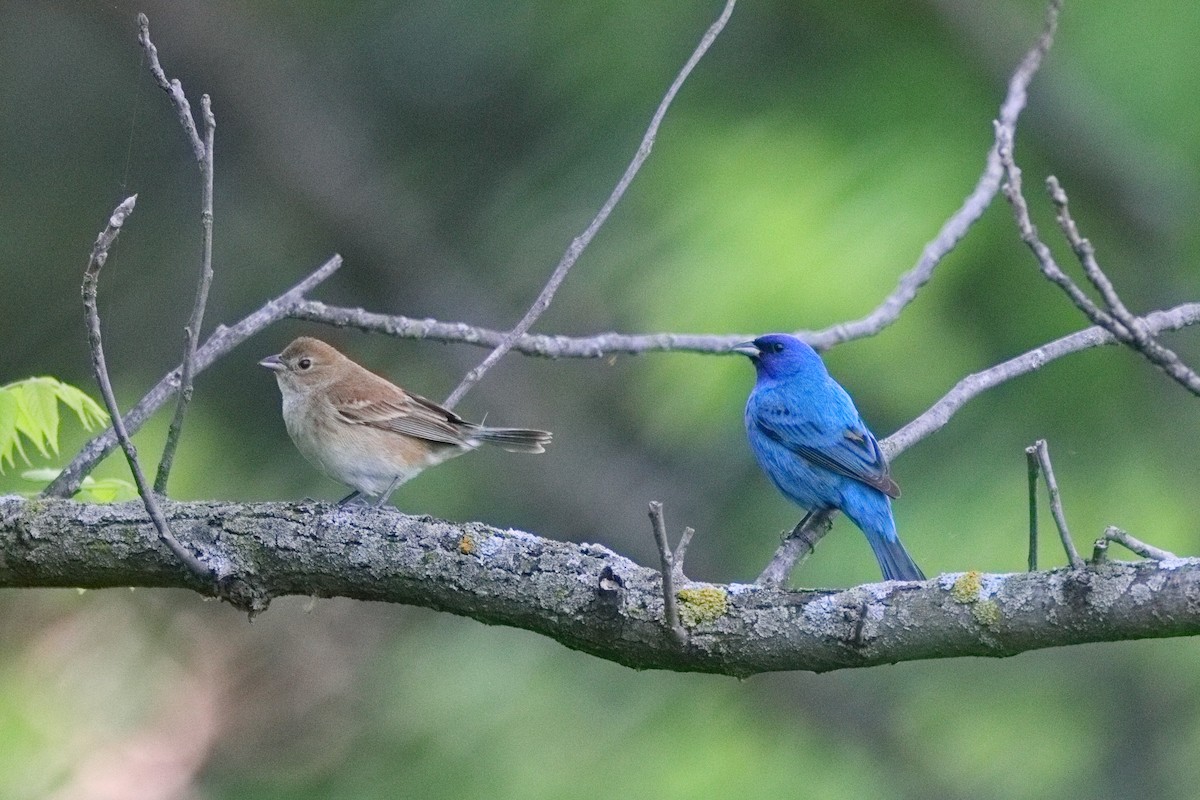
3, 496, 1199, 676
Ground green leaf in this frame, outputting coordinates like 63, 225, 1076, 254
0, 377, 109, 473
13, 378, 61, 457
75, 477, 137, 504
0, 390, 28, 470
18, 468, 136, 503
52, 378, 108, 430
18, 467, 61, 482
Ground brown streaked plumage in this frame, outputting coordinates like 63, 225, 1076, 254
260, 336, 551, 505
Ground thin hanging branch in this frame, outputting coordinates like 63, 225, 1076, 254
81, 196, 212, 583
441, 0, 738, 409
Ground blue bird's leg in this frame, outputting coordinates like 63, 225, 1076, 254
785, 510, 815, 539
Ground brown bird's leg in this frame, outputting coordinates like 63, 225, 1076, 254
373, 476, 405, 508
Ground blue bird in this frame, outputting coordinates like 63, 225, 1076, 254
735, 333, 924, 582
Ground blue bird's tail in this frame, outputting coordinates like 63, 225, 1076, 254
865, 530, 926, 582
840, 487, 925, 581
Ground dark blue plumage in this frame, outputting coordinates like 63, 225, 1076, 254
736, 333, 924, 582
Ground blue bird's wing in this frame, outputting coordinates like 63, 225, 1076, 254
751, 388, 900, 499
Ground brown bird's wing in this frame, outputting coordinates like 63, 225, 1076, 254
330, 379, 472, 446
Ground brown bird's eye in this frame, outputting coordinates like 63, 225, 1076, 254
297, 358, 312, 370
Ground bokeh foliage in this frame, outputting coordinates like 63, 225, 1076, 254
2, 0, 1199, 797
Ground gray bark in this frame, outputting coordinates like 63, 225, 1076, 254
2, 495, 1197, 676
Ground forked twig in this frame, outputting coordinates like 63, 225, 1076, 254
999, 122, 1200, 398
1029, 439, 1083, 569
140, 12, 219, 493
649, 501, 688, 643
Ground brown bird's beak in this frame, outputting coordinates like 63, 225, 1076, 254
731, 341, 761, 359
258, 353, 285, 372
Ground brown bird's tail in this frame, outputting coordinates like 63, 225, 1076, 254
473, 426, 552, 453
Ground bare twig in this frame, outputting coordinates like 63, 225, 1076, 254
1103, 526, 1177, 561
155, 40, 218, 493
884, 302, 1200, 459
1026, 444, 1039, 571
1046, 177, 1139, 331
756, 509, 835, 587
137, 14, 204, 161
441, 0, 738, 409
649, 501, 686, 644
293, 297, 1200, 392
997, 128, 1114, 328
45, 254, 344, 498
673, 527, 695, 586
289, 301, 753, 356
808, 0, 1061, 350
1091, 538, 1108, 564
81, 196, 211, 582
1031, 440, 1083, 569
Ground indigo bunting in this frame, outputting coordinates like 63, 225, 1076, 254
260, 337, 551, 506
735, 333, 924, 581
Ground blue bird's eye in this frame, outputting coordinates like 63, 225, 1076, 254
770, 342, 784, 353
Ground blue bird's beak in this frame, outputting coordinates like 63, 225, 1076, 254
732, 341, 760, 359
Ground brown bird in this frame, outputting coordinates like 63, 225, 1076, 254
259, 336, 551, 506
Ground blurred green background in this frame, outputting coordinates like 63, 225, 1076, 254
3, 0, 1200, 797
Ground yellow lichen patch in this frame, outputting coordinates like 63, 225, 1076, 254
676, 586, 729, 627
950, 571, 984, 603
948, 572, 1002, 627
972, 600, 1001, 627
458, 534, 476, 555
